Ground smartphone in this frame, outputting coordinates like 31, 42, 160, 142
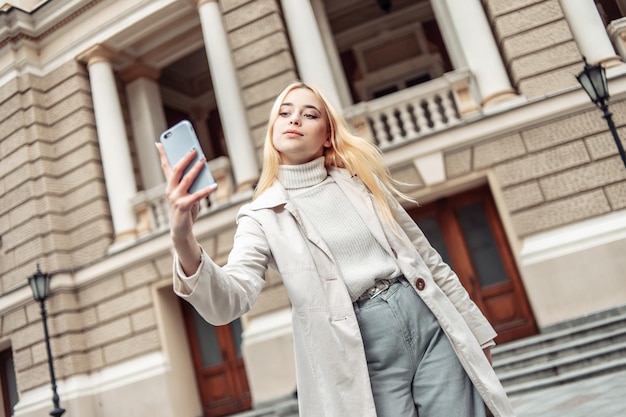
160, 120, 217, 194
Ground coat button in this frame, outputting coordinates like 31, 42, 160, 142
415, 278, 426, 291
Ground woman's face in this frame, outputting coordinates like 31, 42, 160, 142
272, 88, 331, 165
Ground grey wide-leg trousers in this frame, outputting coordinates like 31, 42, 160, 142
354, 278, 486, 417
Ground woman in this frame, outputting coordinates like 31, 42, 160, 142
156, 81, 515, 417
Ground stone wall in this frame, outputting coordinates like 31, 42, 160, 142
483, 0, 583, 99
445, 99, 626, 237
0, 60, 112, 289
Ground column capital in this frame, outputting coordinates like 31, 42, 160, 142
76, 44, 118, 67
120, 61, 161, 83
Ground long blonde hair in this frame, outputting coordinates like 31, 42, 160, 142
254, 81, 411, 224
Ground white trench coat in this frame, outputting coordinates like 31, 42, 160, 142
173, 167, 516, 417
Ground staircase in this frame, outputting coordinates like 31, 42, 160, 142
493, 305, 626, 397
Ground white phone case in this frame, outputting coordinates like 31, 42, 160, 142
160, 120, 217, 194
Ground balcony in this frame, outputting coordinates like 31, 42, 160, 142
345, 68, 478, 150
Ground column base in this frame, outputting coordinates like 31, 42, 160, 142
481, 89, 519, 108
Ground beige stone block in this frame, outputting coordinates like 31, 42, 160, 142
2, 308, 27, 334
502, 20, 573, 59
494, 0, 563, 38
80, 307, 98, 328
215, 226, 236, 259
540, 158, 626, 200
229, 13, 284, 49
586, 126, 626, 160
153, 254, 174, 280
607, 181, 626, 209
58, 351, 91, 376
239, 51, 294, 87
46, 108, 96, 139
484, 0, 544, 17
0, 127, 30, 159
223, 0, 278, 32
79, 275, 124, 308
495, 142, 590, 186
12, 348, 32, 372
510, 41, 581, 80
103, 329, 160, 365
222, 0, 256, 13
517, 63, 582, 99
390, 162, 424, 189
96, 286, 152, 322
445, 148, 472, 178
511, 190, 610, 236
54, 126, 98, 157
233, 32, 290, 69
85, 317, 132, 348
55, 196, 108, 231
48, 311, 85, 334
18, 362, 49, 391
474, 133, 527, 169
71, 238, 112, 266
45, 91, 93, 125
0, 140, 28, 178
48, 332, 87, 358
45, 74, 92, 108
123, 262, 159, 289
248, 94, 282, 128
11, 322, 44, 351
47, 292, 79, 314
523, 110, 605, 152
88, 347, 105, 369
0, 77, 19, 105
502, 181, 544, 212
131, 307, 157, 332
242, 72, 296, 108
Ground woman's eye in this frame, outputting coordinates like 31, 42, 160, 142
304, 113, 319, 119
279, 111, 290, 117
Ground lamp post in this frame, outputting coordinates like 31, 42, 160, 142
576, 56, 626, 169
27, 264, 65, 417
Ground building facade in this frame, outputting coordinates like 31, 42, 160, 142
0, 0, 625, 416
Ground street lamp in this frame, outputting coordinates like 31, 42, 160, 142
27, 264, 65, 417
576, 56, 626, 169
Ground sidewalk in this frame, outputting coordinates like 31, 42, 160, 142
510, 369, 626, 417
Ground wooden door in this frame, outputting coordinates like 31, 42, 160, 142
408, 186, 537, 343
182, 302, 251, 417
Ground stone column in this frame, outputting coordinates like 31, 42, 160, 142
559, 0, 622, 67
196, 0, 259, 189
433, 0, 517, 106
121, 62, 167, 189
280, 0, 343, 109
77, 45, 137, 242
189, 107, 215, 160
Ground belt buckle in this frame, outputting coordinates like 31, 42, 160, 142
368, 279, 390, 300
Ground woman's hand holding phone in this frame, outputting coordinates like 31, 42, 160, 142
155, 141, 217, 275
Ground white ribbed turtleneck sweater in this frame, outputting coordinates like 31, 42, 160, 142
278, 157, 401, 301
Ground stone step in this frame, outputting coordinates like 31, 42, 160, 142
493, 306, 626, 395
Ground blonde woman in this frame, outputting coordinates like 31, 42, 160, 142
156, 81, 515, 417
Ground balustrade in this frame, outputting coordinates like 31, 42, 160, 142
345, 69, 477, 150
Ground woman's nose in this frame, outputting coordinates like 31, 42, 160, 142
289, 114, 301, 125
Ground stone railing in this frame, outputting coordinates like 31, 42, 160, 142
344, 68, 478, 150
131, 155, 235, 235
